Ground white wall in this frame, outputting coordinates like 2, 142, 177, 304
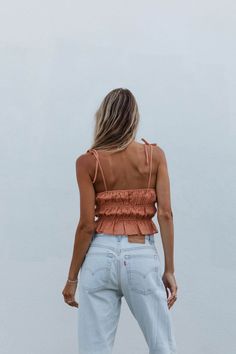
1, 1, 235, 353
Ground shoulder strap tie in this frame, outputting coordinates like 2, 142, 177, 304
87, 149, 108, 191
141, 138, 157, 188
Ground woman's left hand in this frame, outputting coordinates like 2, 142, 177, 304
62, 281, 79, 308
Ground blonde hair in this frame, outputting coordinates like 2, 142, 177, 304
89, 88, 140, 151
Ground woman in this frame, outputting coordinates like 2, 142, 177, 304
62, 88, 178, 354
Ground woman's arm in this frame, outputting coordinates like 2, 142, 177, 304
155, 146, 178, 309
62, 153, 96, 307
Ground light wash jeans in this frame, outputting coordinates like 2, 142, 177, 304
77, 233, 177, 354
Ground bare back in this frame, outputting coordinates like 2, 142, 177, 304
87, 139, 159, 194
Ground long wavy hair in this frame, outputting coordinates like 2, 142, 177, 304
89, 88, 140, 151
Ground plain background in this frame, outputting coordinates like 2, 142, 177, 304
1, 1, 235, 353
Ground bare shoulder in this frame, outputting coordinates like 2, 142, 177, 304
75, 150, 95, 171
153, 144, 165, 156
152, 144, 167, 168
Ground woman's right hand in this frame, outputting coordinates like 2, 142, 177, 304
162, 272, 178, 309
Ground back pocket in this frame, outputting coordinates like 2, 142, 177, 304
125, 253, 162, 296
80, 251, 114, 293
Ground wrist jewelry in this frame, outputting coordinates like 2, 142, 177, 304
67, 278, 78, 283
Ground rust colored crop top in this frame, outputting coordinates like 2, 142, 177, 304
87, 138, 159, 243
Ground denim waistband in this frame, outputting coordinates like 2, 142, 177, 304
89, 232, 157, 256
92, 232, 154, 241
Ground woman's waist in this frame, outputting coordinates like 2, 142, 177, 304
91, 232, 156, 246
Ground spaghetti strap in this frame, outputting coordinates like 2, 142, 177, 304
87, 149, 108, 191
141, 138, 150, 164
141, 138, 157, 188
147, 144, 153, 188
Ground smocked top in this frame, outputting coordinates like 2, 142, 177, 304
86, 138, 159, 236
